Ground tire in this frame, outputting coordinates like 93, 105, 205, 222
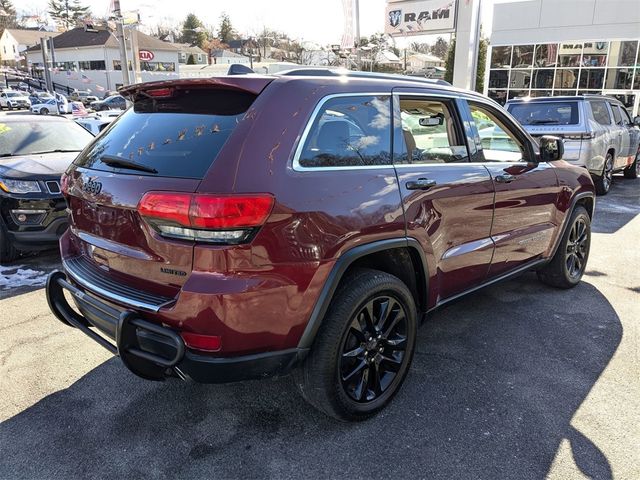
0, 225, 19, 264
293, 268, 418, 421
41, 108, 49, 115
623, 145, 640, 179
537, 206, 591, 289
593, 151, 614, 195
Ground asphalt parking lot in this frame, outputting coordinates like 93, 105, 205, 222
0, 178, 638, 480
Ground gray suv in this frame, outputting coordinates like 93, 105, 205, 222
507, 95, 640, 195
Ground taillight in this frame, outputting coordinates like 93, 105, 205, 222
562, 132, 595, 140
181, 332, 221, 352
146, 87, 173, 97
137, 192, 274, 244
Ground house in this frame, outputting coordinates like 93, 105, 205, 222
405, 53, 445, 73
211, 49, 250, 65
175, 43, 208, 64
0, 29, 59, 68
25, 26, 180, 92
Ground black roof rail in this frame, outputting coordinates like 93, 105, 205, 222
276, 67, 451, 86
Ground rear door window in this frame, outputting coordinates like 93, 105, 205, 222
590, 101, 612, 125
508, 101, 579, 126
73, 89, 256, 178
394, 97, 469, 164
610, 103, 622, 124
296, 95, 392, 168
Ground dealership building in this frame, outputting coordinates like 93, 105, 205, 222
486, 0, 640, 115
25, 26, 180, 93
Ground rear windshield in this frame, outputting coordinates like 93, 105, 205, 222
508, 101, 579, 126
73, 89, 255, 178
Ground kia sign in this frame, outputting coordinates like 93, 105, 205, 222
385, 0, 457, 37
139, 50, 154, 61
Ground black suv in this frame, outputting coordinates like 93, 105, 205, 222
0, 115, 94, 262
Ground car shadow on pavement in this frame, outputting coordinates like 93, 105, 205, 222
591, 177, 639, 235
0, 274, 621, 480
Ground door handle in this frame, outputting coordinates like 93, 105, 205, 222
406, 178, 437, 190
495, 173, 516, 184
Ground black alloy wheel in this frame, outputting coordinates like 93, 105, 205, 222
339, 295, 408, 403
565, 216, 589, 279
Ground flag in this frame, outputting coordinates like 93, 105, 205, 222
95, 84, 105, 92
71, 102, 88, 117
81, 74, 91, 84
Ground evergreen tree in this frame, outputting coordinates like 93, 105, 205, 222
181, 13, 206, 48
0, 0, 20, 34
217, 13, 235, 44
48, 0, 90, 31
187, 54, 195, 64
444, 37, 489, 92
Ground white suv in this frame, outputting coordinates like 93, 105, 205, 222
507, 95, 640, 195
0, 91, 31, 110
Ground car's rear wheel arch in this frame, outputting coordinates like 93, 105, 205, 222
297, 239, 429, 351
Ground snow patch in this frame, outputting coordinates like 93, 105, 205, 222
0, 264, 48, 290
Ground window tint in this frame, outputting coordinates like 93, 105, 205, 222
394, 98, 468, 164
590, 101, 611, 125
298, 95, 391, 168
508, 101, 579, 126
619, 106, 632, 125
469, 103, 526, 162
74, 89, 256, 178
610, 103, 622, 124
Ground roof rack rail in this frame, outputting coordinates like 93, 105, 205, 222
276, 68, 451, 86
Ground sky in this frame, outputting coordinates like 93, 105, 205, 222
18, 0, 505, 47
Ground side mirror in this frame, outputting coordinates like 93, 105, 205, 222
633, 116, 640, 126
539, 135, 564, 162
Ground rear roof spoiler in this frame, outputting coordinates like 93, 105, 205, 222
119, 75, 272, 98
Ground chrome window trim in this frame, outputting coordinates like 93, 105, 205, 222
291, 92, 394, 172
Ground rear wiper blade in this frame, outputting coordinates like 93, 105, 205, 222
100, 155, 158, 174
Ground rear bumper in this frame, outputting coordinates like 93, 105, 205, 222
46, 270, 304, 383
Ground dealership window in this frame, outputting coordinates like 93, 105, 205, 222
529, 90, 552, 98
297, 95, 392, 168
140, 62, 176, 72
554, 69, 578, 89
531, 69, 554, 89
605, 68, 633, 90
534, 44, 558, 67
489, 70, 508, 88
511, 45, 534, 68
558, 43, 582, 67
608, 41, 638, 67
579, 69, 605, 90
113, 60, 132, 70
582, 42, 608, 67
634, 71, 640, 90
78, 60, 106, 70
510, 69, 531, 89
54, 61, 77, 71
487, 90, 507, 105
490, 46, 512, 68
590, 101, 611, 125
508, 90, 529, 100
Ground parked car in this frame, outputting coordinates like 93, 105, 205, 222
74, 110, 121, 134
0, 91, 31, 110
30, 98, 64, 115
101, 90, 119, 99
89, 94, 127, 111
507, 95, 640, 195
0, 115, 94, 262
69, 90, 99, 106
46, 70, 595, 421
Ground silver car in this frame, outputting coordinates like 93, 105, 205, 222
506, 95, 640, 195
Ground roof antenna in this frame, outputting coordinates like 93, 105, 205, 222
227, 64, 255, 75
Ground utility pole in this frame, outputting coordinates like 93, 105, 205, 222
354, 0, 361, 70
113, 0, 131, 86
40, 37, 53, 94
129, 26, 142, 83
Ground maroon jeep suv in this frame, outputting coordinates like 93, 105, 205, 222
46, 70, 595, 421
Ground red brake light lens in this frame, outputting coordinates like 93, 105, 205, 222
190, 195, 274, 228
145, 87, 173, 97
181, 332, 221, 352
137, 192, 274, 244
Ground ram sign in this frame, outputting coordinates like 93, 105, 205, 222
385, 0, 457, 37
